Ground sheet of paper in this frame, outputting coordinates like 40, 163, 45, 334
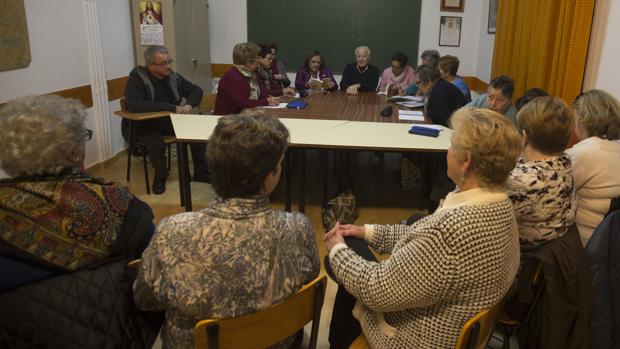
398, 110, 424, 121
396, 100, 424, 108
389, 95, 424, 102
258, 103, 288, 109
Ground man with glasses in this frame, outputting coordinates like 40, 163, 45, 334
124, 45, 210, 194
465, 75, 517, 125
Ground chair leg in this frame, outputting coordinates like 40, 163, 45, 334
142, 146, 151, 194
501, 325, 512, 349
167, 143, 172, 170
126, 147, 132, 181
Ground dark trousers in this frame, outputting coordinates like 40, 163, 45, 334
324, 237, 378, 349
134, 118, 208, 179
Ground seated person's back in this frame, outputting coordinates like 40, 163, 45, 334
133, 113, 320, 348
567, 89, 620, 245
507, 96, 576, 255
0, 95, 157, 348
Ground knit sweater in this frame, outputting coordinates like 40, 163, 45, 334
329, 188, 520, 348
566, 136, 620, 245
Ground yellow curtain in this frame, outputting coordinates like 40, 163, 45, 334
491, 0, 595, 105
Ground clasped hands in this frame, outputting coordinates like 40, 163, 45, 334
346, 84, 361, 95
324, 222, 366, 252
175, 104, 193, 114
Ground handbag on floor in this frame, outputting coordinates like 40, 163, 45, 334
321, 189, 358, 231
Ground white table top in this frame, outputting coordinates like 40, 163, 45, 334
171, 114, 451, 152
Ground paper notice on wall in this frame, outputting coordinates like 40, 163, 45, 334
140, 24, 164, 45
139, 1, 163, 45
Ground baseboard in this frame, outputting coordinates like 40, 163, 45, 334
86, 148, 127, 171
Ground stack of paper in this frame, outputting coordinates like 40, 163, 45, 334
398, 110, 424, 121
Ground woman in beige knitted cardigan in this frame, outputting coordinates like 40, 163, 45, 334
325, 108, 522, 348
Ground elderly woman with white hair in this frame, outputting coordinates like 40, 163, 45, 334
324, 108, 521, 348
340, 46, 380, 95
0, 95, 159, 348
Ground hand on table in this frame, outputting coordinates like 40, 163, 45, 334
267, 96, 280, 106
176, 104, 193, 114
346, 84, 360, 95
283, 87, 296, 96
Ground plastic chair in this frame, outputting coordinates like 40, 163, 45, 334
194, 275, 327, 349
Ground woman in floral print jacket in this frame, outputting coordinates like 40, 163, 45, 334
133, 114, 320, 349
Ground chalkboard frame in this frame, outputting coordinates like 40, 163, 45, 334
247, 0, 422, 74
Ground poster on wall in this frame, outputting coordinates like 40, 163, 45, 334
439, 16, 462, 47
0, 0, 31, 71
139, 1, 164, 45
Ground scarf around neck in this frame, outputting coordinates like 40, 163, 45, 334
235, 65, 260, 100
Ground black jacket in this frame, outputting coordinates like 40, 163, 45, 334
518, 225, 592, 349
0, 198, 161, 349
585, 209, 620, 349
426, 78, 466, 127
124, 66, 203, 113
339, 63, 380, 92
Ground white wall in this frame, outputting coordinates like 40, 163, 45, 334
0, 0, 134, 178
208, 0, 496, 81
583, 0, 620, 99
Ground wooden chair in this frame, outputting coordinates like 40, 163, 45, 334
114, 98, 176, 194
194, 275, 327, 349
126, 259, 142, 269
198, 93, 217, 114
349, 300, 503, 349
496, 261, 544, 348
461, 76, 489, 96
456, 301, 504, 349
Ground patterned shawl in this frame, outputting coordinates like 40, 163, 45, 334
235, 65, 260, 100
0, 169, 134, 271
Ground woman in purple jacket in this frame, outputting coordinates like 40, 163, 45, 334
295, 50, 337, 92
214, 42, 279, 115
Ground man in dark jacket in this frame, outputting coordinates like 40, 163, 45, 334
124, 45, 209, 194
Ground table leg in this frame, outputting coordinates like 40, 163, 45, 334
179, 142, 192, 212
177, 143, 185, 207
284, 149, 291, 212
126, 121, 133, 181
299, 148, 306, 213
322, 150, 329, 205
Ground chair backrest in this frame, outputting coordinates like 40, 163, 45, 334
455, 300, 504, 349
126, 259, 141, 269
194, 275, 327, 349
119, 97, 127, 111
198, 93, 217, 114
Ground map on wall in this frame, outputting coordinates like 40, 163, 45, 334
0, 0, 31, 72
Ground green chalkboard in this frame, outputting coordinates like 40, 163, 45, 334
247, 0, 422, 75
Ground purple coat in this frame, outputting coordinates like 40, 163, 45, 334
214, 68, 268, 115
294, 66, 337, 91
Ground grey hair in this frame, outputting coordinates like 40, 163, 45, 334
355, 46, 371, 58
0, 95, 87, 177
420, 49, 440, 61
144, 45, 169, 66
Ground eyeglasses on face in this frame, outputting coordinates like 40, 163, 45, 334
153, 59, 174, 67
85, 129, 93, 141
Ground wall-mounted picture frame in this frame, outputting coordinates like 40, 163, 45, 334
441, 0, 464, 13
439, 16, 462, 47
488, 0, 498, 33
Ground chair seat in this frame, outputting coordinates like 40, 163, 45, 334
349, 335, 370, 349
